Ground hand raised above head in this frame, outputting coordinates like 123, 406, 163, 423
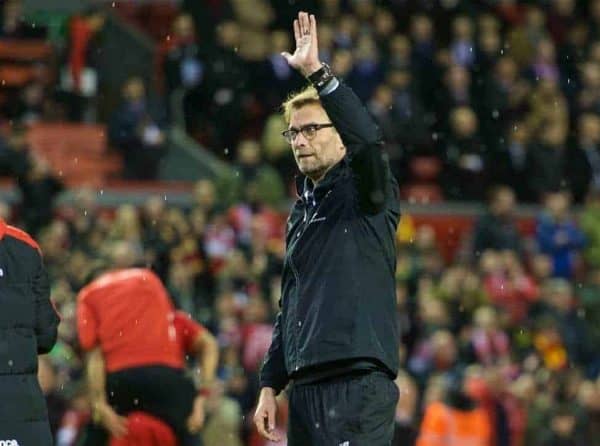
281, 11, 323, 77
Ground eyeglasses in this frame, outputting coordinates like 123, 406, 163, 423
282, 123, 334, 144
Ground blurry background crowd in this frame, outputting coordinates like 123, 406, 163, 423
2, 0, 600, 445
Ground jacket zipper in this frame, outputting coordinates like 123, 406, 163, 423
286, 189, 332, 372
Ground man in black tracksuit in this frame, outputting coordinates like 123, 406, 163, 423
254, 12, 401, 445
0, 218, 60, 445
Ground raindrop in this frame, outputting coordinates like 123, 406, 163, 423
224, 148, 229, 155
8, 360, 13, 367
134, 398, 139, 405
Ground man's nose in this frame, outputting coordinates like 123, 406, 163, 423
293, 130, 309, 146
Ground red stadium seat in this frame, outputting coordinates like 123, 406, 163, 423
0, 64, 37, 87
0, 40, 52, 62
26, 123, 123, 186
409, 156, 442, 182
109, 412, 176, 446
401, 183, 444, 204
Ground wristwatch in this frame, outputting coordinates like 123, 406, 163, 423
308, 63, 335, 90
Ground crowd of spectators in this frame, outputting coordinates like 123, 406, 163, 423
161, 0, 600, 203
6, 0, 600, 203
2, 0, 600, 445
0, 178, 596, 446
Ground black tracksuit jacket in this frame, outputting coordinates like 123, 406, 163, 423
0, 219, 59, 443
260, 80, 401, 393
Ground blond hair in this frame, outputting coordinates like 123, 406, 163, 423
282, 85, 320, 124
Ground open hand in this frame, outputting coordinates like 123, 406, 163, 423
281, 11, 322, 77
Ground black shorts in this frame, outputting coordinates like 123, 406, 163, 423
79, 365, 199, 446
287, 370, 399, 446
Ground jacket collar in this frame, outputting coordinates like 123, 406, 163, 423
294, 156, 350, 198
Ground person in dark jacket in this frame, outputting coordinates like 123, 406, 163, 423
471, 185, 523, 259
253, 12, 401, 446
0, 218, 60, 445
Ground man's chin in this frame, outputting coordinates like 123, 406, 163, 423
300, 166, 326, 180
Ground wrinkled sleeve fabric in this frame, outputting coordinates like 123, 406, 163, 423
319, 80, 390, 215
259, 310, 287, 394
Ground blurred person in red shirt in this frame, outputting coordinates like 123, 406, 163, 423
482, 250, 539, 324
467, 306, 511, 367
76, 241, 218, 446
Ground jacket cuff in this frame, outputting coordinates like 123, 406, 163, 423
259, 377, 287, 395
318, 77, 339, 96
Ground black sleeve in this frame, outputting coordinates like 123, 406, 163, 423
259, 310, 288, 394
319, 81, 389, 215
32, 249, 59, 354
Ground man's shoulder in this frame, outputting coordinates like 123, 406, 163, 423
0, 220, 40, 252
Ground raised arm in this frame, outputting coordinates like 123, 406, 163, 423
282, 12, 390, 214
86, 348, 128, 438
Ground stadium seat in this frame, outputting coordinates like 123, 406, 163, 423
0, 64, 37, 87
26, 123, 123, 186
0, 40, 52, 62
401, 183, 444, 204
409, 156, 442, 182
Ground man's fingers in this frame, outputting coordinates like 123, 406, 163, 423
298, 12, 305, 35
266, 405, 275, 431
293, 19, 300, 42
263, 412, 280, 441
310, 14, 317, 35
255, 412, 270, 439
254, 409, 279, 441
299, 11, 309, 35
310, 14, 318, 46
